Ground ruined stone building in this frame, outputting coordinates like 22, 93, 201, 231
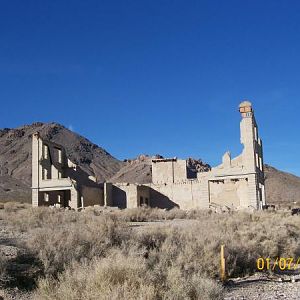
32, 133, 105, 209
32, 101, 266, 210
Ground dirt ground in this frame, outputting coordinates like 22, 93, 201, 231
224, 274, 300, 300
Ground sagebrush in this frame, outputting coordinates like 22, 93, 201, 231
0, 204, 299, 299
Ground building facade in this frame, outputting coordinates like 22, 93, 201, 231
32, 132, 104, 209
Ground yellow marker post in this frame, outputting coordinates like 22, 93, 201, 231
220, 244, 226, 282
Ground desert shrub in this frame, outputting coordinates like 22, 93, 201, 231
137, 211, 300, 278
222, 211, 300, 275
0, 206, 51, 230
0, 206, 128, 277
164, 267, 223, 300
114, 207, 166, 222
2, 201, 29, 213
1, 206, 300, 299
3, 207, 300, 279
0, 256, 9, 286
34, 251, 223, 300
112, 207, 231, 223
113, 207, 193, 222
25, 213, 127, 277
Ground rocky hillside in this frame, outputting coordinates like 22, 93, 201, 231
264, 164, 300, 207
0, 122, 123, 202
109, 155, 153, 184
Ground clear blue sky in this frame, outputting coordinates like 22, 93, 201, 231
1, 1, 300, 175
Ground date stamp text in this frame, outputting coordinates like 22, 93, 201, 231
256, 257, 300, 271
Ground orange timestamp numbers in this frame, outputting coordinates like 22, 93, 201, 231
256, 257, 300, 271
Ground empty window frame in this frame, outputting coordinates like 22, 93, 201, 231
57, 148, 62, 163
44, 193, 49, 202
43, 144, 49, 159
140, 196, 144, 206
145, 197, 149, 206
43, 168, 49, 180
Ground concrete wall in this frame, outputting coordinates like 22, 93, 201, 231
152, 159, 187, 184
104, 182, 113, 206
173, 160, 188, 182
81, 186, 104, 207
147, 180, 208, 210
209, 178, 249, 208
111, 184, 151, 208
112, 184, 138, 208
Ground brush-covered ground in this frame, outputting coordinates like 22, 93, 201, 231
0, 203, 299, 300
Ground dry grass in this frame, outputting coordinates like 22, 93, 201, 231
0, 205, 299, 299
111, 207, 188, 222
1, 201, 29, 213
0, 206, 127, 276
34, 251, 223, 300
109, 206, 215, 222
133, 211, 300, 278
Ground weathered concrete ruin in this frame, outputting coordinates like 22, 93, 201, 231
32, 133, 104, 209
32, 101, 265, 210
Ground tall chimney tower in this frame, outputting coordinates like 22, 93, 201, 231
239, 100, 266, 208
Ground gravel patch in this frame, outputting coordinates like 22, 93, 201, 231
225, 273, 300, 300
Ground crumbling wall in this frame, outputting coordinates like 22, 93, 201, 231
112, 184, 138, 208
208, 178, 249, 208
148, 101, 265, 210
32, 133, 103, 209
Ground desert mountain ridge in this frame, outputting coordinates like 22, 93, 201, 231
0, 122, 299, 207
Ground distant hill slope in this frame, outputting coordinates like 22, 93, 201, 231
0, 175, 31, 203
109, 155, 153, 184
264, 164, 300, 207
0, 122, 123, 202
